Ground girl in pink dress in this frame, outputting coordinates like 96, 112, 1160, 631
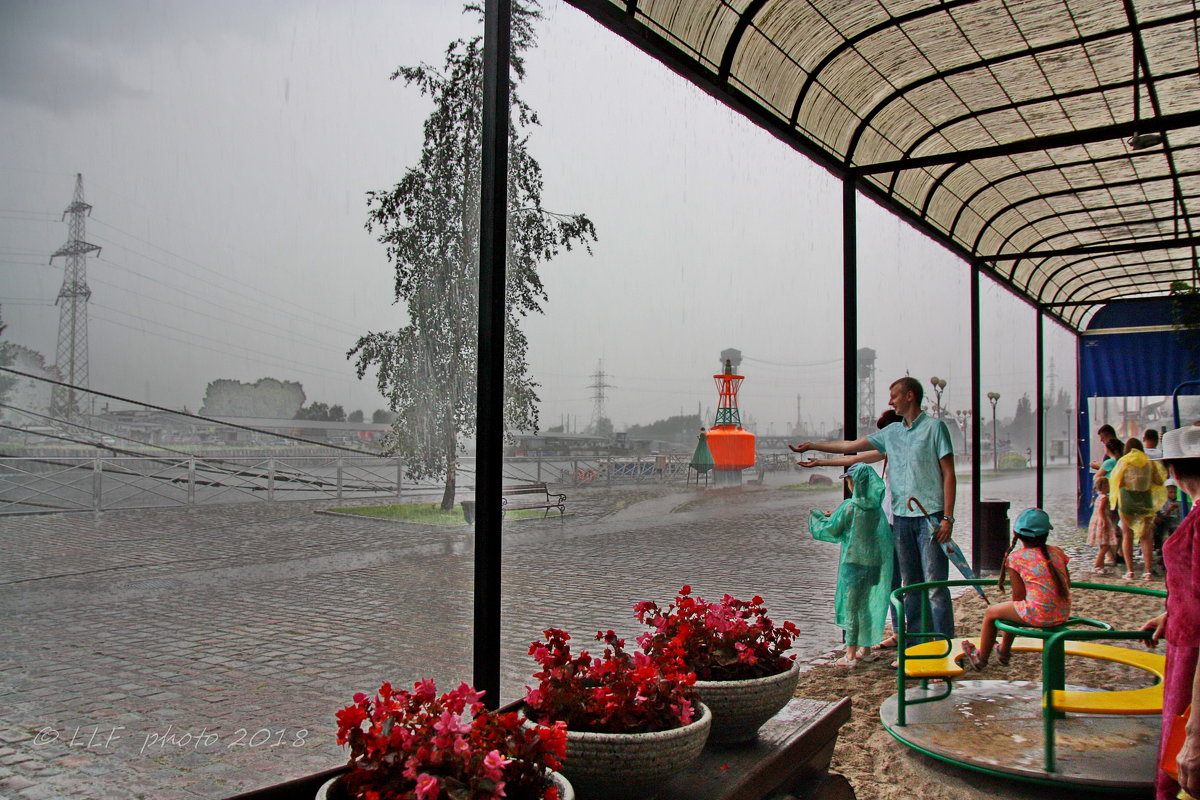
1087, 475, 1119, 574
962, 508, 1070, 669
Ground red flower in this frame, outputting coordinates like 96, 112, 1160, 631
335, 679, 562, 800
634, 587, 799, 681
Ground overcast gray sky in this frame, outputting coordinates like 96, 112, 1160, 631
0, 0, 1077, 435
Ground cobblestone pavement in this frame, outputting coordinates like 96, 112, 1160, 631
0, 468, 1077, 799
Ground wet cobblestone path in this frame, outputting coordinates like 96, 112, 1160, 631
0, 468, 1078, 798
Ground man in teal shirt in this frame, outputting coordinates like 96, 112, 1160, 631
791, 377, 957, 638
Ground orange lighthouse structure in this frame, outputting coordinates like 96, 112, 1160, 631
706, 357, 755, 485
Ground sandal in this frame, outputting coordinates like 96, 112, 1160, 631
1141, 572, 1154, 580
997, 646, 1011, 666
874, 634, 898, 649
1123, 571, 1135, 580
834, 656, 860, 667
960, 640, 985, 671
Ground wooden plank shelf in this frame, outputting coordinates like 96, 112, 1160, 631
227, 697, 852, 800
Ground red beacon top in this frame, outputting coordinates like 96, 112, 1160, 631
706, 359, 756, 472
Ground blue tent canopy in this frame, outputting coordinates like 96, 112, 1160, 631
1077, 297, 1199, 524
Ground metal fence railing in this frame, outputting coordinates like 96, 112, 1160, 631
0, 452, 736, 515
0, 456, 412, 515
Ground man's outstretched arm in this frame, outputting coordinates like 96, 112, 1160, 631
788, 435, 873, 456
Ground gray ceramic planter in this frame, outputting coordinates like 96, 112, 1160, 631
693, 659, 800, 744
315, 768, 574, 799
523, 702, 711, 800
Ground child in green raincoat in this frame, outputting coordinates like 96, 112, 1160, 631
809, 462, 894, 666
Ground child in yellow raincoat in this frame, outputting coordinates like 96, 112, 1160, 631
809, 462, 894, 666
1110, 437, 1167, 579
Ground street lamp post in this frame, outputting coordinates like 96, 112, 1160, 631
930, 376, 947, 419
987, 392, 1001, 470
955, 409, 970, 460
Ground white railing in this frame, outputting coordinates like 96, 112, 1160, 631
0, 452, 707, 515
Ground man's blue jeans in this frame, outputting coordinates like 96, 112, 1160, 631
892, 513, 954, 639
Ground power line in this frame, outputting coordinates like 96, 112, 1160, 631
89, 217, 370, 338
86, 272, 354, 356
87, 305, 359, 383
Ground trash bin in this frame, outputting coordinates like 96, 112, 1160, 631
974, 499, 1010, 573
460, 500, 476, 525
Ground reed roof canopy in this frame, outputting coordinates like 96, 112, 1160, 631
565, 0, 1200, 328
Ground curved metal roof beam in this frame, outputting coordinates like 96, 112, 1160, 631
969, 168, 1200, 255
1022, 211, 1195, 259
1121, 0, 1195, 249
789, 0, 983, 127
843, 9, 1198, 168
1041, 253, 1185, 304
718, 0, 768, 81
940, 142, 1194, 238
891, 70, 1191, 197
1060, 268, 1189, 306
917, 70, 1198, 218
991, 188, 1200, 262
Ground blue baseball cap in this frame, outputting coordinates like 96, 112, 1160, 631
1014, 508, 1053, 536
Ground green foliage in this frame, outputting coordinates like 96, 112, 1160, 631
350, 1, 596, 509
199, 377, 305, 418
371, 408, 396, 424
1005, 393, 1034, 455
1170, 280, 1200, 370
999, 452, 1029, 470
348, 409, 365, 423
0, 307, 15, 407
625, 414, 703, 441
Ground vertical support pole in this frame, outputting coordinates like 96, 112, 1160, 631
336, 459, 344, 500
842, 176, 857, 505
970, 262, 982, 570
268, 458, 276, 502
474, 0, 511, 711
396, 458, 403, 499
536, 458, 542, 483
1076, 333, 1091, 526
1035, 309, 1045, 507
92, 456, 102, 511
187, 458, 196, 505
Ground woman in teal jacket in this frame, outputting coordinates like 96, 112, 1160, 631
809, 462, 894, 665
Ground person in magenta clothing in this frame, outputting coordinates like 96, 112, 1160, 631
1139, 423, 1200, 800
961, 508, 1070, 670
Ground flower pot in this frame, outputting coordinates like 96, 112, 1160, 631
315, 769, 574, 800
522, 703, 711, 800
693, 659, 800, 744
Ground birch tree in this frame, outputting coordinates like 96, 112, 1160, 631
351, 2, 596, 510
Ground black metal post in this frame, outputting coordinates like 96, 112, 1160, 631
843, 177, 857, 504
970, 262, 982, 569
1035, 309, 1045, 507
474, 0, 511, 710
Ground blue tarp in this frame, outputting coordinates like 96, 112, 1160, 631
1077, 298, 1199, 524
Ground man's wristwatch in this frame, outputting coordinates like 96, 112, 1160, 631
943, 516, 955, 526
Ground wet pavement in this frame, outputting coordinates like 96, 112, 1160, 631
0, 467, 1080, 799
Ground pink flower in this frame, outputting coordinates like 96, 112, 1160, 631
414, 773, 440, 800
482, 749, 509, 781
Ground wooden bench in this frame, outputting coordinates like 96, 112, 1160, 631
502, 482, 566, 518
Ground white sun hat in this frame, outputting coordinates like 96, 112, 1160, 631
1154, 424, 1200, 460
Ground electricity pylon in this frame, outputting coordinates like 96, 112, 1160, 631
49, 173, 101, 419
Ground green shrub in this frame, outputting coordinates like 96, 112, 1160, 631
998, 453, 1029, 470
